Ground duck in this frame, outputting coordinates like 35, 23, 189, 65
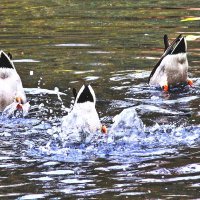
0, 50, 27, 112
148, 34, 193, 91
61, 84, 107, 143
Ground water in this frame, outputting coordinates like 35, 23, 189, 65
1, 0, 200, 199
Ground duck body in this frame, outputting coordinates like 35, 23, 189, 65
0, 51, 26, 111
148, 35, 192, 90
0, 68, 26, 111
61, 85, 102, 143
149, 52, 188, 87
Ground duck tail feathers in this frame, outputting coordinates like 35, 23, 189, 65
75, 84, 96, 104
148, 34, 184, 84
163, 34, 170, 51
0, 51, 15, 69
171, 37, 187, 54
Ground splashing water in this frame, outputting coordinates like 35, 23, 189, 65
2, 101, 30, 118
26, 105, 200, 163
60, 101, 102, 144
109, 107, 145, 142
27, 124, 200, 163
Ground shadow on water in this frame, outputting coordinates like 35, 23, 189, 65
0, 0, 200, 199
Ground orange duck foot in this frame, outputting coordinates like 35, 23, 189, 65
187, 79, 193, 87
162, 85, 169, 92
101, 125, 107, 134
16, 103, 23, 110
15, 97, 23, 110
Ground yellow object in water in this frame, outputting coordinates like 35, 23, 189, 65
181, 17, 200, 22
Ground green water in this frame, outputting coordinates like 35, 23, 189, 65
0, 0, 200, 199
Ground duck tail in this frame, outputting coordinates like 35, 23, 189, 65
163, 34, 170, 51
171, 37, 187, 54
0, 50, 15, 69
148, 34, 183, 84
75, 85, 96, 104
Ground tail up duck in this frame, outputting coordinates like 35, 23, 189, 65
148, 34, 193, 91
61, 84, 106, 143
0, 50, 27, 113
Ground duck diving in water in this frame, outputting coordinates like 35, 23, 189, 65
0, 50, 30, 116
61, 84, 107, 143
148, 34, 193, 91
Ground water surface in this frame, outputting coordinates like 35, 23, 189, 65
1, 0, 200, 199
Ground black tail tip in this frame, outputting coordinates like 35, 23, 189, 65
163, 34, 170, 51
172, 37, 187, 54
7, 52, 12, 60
0, 51, 14, 69
76, 84, 95, 103
72, 88, 77, 99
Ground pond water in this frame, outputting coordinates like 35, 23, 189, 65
1, 0, 200, 199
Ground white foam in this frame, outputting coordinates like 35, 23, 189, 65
24, 88, 66, 95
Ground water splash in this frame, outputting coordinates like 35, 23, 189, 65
109, 107, 144, 142
28, 124, 200, 163
25, 105, 200, 163
60, 101, 102, 144
2, 101, 30, 118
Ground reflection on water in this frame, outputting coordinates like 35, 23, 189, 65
0, 0, 200, 199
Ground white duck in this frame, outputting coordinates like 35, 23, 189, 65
148, 34, 192, 91
0, 50, 27, 112
61, 84, 106, 143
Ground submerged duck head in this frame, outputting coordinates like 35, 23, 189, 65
148, 34, 192, 90
61, 84, 107, 143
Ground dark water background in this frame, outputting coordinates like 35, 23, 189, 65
1, 0, 200, 199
